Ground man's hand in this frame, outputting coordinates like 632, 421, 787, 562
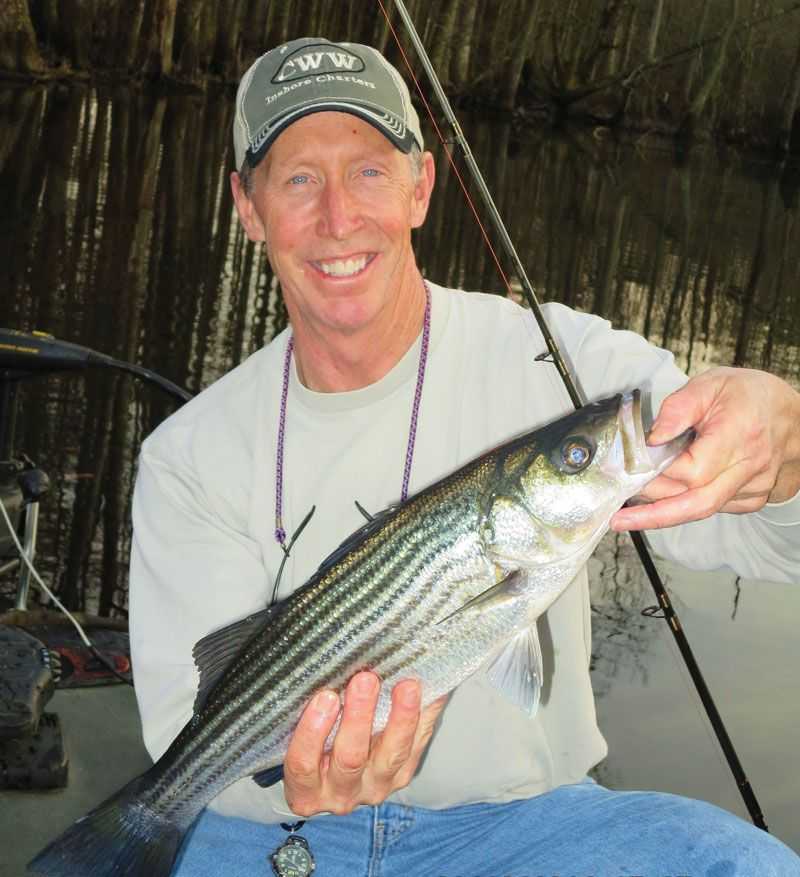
283, 672, 447, 818
612, 367, 800, 531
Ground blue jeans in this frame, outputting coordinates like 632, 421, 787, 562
173, 779, 800, 876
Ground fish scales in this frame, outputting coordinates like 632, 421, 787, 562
155, 516, 462, 808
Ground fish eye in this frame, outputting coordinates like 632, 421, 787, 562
561, 437, 594, 471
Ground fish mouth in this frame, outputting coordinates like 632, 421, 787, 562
619, 389, 694, 475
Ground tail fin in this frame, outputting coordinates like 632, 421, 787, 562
27, 775, 188, 877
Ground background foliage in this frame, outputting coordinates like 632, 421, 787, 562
3, 1, 800, 148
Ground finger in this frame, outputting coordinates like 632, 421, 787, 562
615, 481, 768, 528
656, 433, 740, 488
662, 436, 777, 502
648, 378, 717, 445
284, 689, 340, 793
414, 695, 448, 747
612, 465, 746, 530
719, 495, 769, 515
612, 476, 688, 530
394, 695, 448, 788
631, 473, 690, 503
328, 671, 380, 785
370, 679, 422, 781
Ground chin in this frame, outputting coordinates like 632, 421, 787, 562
321, 296, 383, 332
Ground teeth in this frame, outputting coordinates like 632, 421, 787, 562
318, 255, 369, 277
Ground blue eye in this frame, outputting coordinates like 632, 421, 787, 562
289, 174, 309, 185
361, 168, 379, 177
561, 438, 593, 471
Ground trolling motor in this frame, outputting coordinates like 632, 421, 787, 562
0, 328, 191, 789
0, 328, 191, 405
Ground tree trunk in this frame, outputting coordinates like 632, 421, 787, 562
453, 0, 480, 84
683, 0, 712, 102
0, 0, 42, 72
124, 0, 148, 69
501, 0, 540, 109
603, 0, 632, 78
647, 0, 666, 62
142, 0, 178, 75
688, 0, 740, 119
621, 2, 638, 71
595, 193, 627, 318
734, 173, 780, 365
99, 96, 165, 616
276, 1, 293, 50
777, 31, 800, 151
176, 0, 202, 79
430, 0, 461, 84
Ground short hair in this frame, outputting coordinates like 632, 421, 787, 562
408, 144, 423, 182
238, 143, 424, 199
238, 160, 256, 197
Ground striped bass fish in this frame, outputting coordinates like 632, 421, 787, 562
29, 390, 692, 877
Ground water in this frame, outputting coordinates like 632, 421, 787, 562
590, 533, 800, 852
0, 82, 798, 852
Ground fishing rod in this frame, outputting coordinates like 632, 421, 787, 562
380, 0, 768, 831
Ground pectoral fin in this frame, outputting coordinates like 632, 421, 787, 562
433, 569, 543, 716
436, 569, 526, 627
485, 623, 543, 718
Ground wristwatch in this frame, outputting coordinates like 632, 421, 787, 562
270, 833, 316, 877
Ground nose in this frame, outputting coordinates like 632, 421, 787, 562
317, 178, 363, 240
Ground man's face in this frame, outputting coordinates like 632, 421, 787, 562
232, 112, 434, 336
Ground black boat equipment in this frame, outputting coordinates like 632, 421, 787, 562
0, 330, 193, 721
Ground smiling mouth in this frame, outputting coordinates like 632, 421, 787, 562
312, 254, 376, 278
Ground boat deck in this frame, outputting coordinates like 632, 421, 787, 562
0, 684, 150, 877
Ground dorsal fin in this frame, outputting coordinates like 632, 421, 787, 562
312, 503, 401, 577
192, 607, 275, 714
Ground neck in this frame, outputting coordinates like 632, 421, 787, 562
290, 273, 428, 392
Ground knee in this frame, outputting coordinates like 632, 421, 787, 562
653, 796, 800, 876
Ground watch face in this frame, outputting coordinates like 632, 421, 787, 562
271, 835, 315, 877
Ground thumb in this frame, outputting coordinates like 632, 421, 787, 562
648, 381, 709, 445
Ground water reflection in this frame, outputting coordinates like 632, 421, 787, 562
2, 80, 799, 607
590, 538, 800, 853
2, 79, 798, 618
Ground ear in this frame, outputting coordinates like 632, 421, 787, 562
410, 151, 436, 230
230, 170, 266, 243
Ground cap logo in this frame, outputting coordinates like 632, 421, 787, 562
273, 45, 365, 83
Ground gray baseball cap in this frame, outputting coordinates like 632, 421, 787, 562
233, 37, 424, 170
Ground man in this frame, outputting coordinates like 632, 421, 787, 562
130, 38, 800, 876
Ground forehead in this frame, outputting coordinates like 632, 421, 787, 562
263, 111, 401, 171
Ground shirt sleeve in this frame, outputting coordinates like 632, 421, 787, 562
541, 302, 800, 585
129, 444, 271, 761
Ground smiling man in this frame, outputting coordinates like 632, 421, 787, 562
129, 37, 800, 877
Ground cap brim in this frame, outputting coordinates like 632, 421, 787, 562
247, 103, 418, 168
